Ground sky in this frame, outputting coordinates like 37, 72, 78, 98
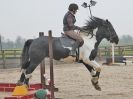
0, 0, 133, 41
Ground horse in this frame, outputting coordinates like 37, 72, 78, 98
17, 16, 119, 91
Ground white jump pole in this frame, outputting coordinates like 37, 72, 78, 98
112, 43, 115, 63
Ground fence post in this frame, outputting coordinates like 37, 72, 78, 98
39, 32, 46, 88
105, 47, 107, 56
2, 50, 6, 69
98, 49, 101, 60
14, 50, 16, 58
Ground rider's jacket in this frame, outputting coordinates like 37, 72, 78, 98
63, 11, 79, 31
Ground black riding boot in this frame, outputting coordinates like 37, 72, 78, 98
69, 41, 80, 57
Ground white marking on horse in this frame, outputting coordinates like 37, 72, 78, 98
90, 69, 96, 76
93, 28, 98, 35
62, 46, 72, 50
25, 74, 32, 79
79, 28, 101, 70
21, 69, 26, 73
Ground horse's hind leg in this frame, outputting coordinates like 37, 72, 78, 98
23, 63, 38, 85
17, 61, 30, 85
17, 72, 25, 85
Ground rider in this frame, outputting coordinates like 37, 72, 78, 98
63, 3, 84, 56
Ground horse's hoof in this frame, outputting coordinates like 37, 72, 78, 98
16, 80, 23, 86
24, 84, 29, 89
95, 85, 101, 91
91, 80, 101, 91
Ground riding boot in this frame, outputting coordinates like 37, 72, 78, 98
69, 41, 80, 57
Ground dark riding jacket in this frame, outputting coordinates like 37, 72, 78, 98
63, 11, 80, 31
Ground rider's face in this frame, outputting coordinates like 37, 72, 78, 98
73, 10, 78, 14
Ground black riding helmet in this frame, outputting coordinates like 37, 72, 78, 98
68, 3, 79, 11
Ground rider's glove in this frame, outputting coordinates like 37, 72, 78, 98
75, 26, 82, 30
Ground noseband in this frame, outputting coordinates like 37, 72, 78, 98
80, 28, 96, 38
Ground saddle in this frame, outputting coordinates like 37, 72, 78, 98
60, 33, 80, 61
59, 33, 76, 47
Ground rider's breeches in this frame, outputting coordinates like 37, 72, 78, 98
64, 30, 84, 46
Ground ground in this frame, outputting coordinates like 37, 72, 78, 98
0, 62, 133, 99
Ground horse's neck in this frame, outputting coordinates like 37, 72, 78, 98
81, 35, 102, 51
80, 28, 102, 49
81, 35, 97, 49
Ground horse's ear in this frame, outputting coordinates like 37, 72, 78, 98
106, 19, 109, 23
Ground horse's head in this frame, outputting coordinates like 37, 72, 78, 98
81, 17, 119, 44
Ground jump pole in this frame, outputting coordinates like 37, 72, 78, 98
39, 31, 56, 99
110, 43, 121, 65
39, 32, 46, 88
112, 43, 115, 64
110, 43, 117, 65
48, 30, 55, 99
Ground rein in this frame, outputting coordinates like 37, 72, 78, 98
80, 29, 96, 38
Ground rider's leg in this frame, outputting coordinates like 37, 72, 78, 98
70, 40, 80, 56
64, 30, 84, 56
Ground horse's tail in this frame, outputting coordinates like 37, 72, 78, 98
21, 39, 33, 69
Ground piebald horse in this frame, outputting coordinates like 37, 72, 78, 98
17, 17, 119, 91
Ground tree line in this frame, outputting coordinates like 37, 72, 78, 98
99, 35, 133, 46
0, 35, 26, 49
118, 35, 133, 45
0, 34, 133, 49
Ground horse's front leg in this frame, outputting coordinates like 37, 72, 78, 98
82, 59, 101, 91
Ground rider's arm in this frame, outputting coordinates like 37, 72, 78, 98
67, 14, 81, 30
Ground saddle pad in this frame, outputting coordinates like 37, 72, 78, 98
59, 36, 75, 47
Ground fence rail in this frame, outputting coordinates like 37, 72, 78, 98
98, 45, 133, 57
0, 50, 22, 69
0, 50, 22, 58
0, 45, 132, 68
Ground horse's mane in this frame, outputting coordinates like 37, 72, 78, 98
83, 16, 106, 30
80, 16, 106, 37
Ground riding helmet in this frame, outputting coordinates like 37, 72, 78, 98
68, 3, 79, 11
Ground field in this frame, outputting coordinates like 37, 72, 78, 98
0, 62, 133, 99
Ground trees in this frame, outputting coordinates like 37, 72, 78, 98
119, 35, 133, 44
99, 34, 133, 46
0, 34, 133, 49
15, 36, 26, 49
0, 35, 26, 49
